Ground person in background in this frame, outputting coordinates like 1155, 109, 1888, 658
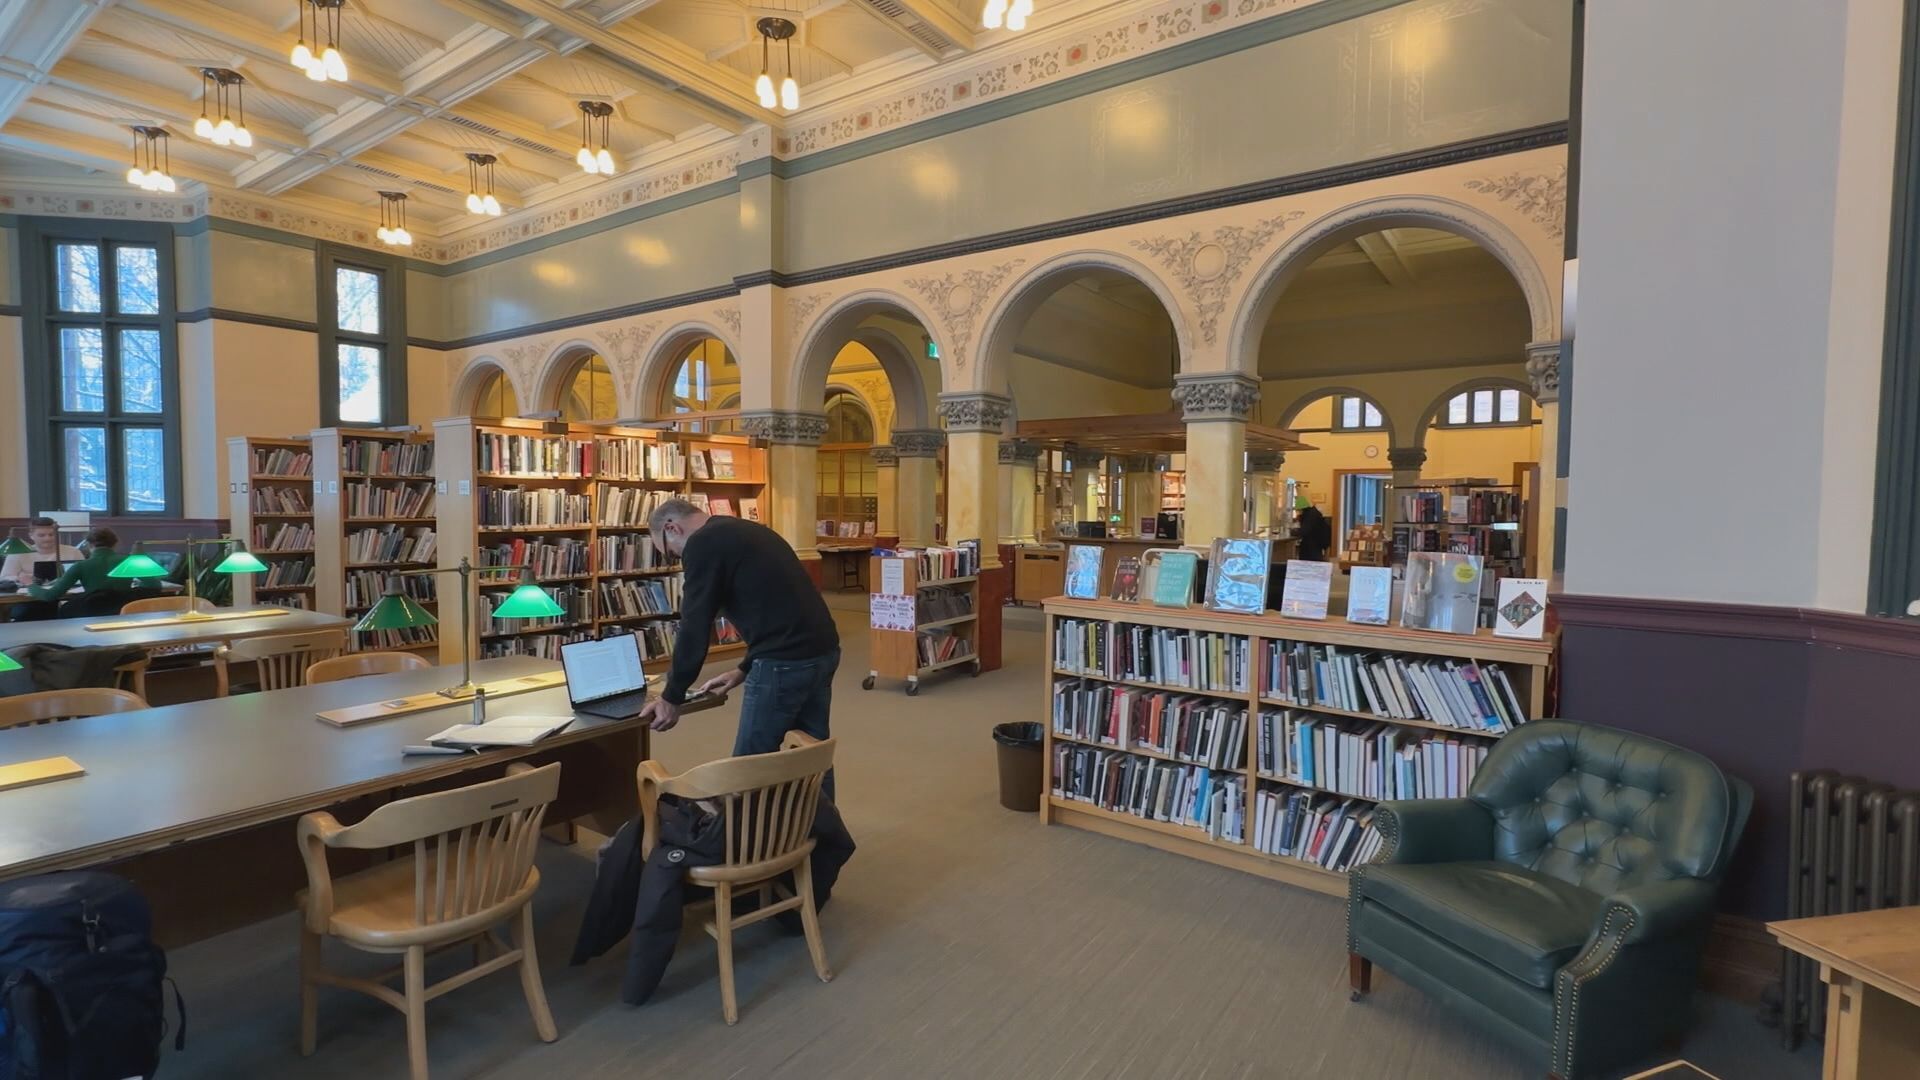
1296, 496, 1333, 562
637, 498, 841, 793
26, 528, 139, 609
1, 517, 82, 586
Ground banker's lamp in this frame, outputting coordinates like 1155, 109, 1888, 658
108, 537, 266, 620
0, 531, 31, 557
353, 557, 565, 698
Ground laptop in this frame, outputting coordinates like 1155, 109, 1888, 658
560, 635, 654, 719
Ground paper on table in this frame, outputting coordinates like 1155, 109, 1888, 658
428, 714, 574, 747
879, 559, 905, 596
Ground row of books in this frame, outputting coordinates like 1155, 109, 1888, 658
478, 584, 589, 637
257, 557, 314, 588
1053, 618, 1253, 693
347, 526, 436, 566
596, 535, 673, 573
1262, 642, 1526, 733
1398, 489, 1522, 525
596, 484, 673, 528
689, 447, 737, 480
277, 593, 311, 610
345, 481, 434, 519
477, 433, 591, 476
353, 625, 436, 649
818, 520, 871, 538
1256, 711, 1488, 801
917, 585, 972, 623
480, 630, 591, 660
917, 627, 971, 666
709, 497, 758, 520
1051, 746, 1246, 843
251, 486, 310, 513
589, 439, 698, 482
609, 623, 676, 661
344, 568, 436, 609
595, 577, 680, 619
1050, 679, 1247, 770
251, 447, 312, 477
1253, 787, 1382, 871
343, 438, 433, 477
253, 523, 314, 551
481, 538, 590, 579
479, 486, 591, 528
894, 544, 977, 581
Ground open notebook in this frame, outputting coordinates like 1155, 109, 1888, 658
427, 714, 574, 748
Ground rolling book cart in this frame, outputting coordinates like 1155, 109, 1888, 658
862, 547, 981, 695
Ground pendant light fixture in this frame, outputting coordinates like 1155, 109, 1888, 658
982, 0, 1034, 31
290, 0, 349, 83
125, 127, 176, 193
575, 101, 616, 176
465, 153, 502, 216
755, 18, 798, 112
376, 191, 412, 247
193, 69, 253, 149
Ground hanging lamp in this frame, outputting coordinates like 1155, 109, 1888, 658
376, 191, 412, 247
465, 153, 501, 216
755, 18, 798, 111
576, 101, 616, 176
126, 127, 175, 193
290, 1, 350, 83
193, 70, 252, 149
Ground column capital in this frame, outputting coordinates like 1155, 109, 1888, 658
869, 446, 898, 468
937, 392, 1014, 433
998, 439, 1042, 465
1387, 446, 1427, 471
1525, 341, 1562, 404
739, 410, 827, 446
1172, 372, 1261, 423
1246, 450, 1286, 473
1119, 455, 1157, 473
891, 428, 946, 458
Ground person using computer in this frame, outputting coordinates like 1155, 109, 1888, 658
1, 517, 82, 587
637, 498, 841, 788
24, 528, 140, 615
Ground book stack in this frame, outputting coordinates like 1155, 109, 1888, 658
592, 437, 647, 480
1261, 641, 1525, 733
646, 442, 685, 480
479, 486, 590, 529
1052, 616, 1109, 674
358, 625, 438, 650
478, 584, 588, 636
595, 576, 680, 619
254, 522, 314, 551
251, 486, 311, 513
1106, 624, 1251, 693
595, 534, 671, 573
907, 545, 978, 580
1252, 788, 1382, 871
1051, 679, 1247, 769
346, 526, 436, 565
1051, 746, 1245, 842
259, 557, 315, 588
478, 433, 591, 476
252, 446, 312, 476
595, 484, 672, 528
343, 438, 433, 476
346, 480, 434, 518
713, 617, 742, 646
344, 569, 436, 609
916, 626, 971, 666
1256, 710, 1487, 799
478, 538, 589, 579
479, 630, 591, 660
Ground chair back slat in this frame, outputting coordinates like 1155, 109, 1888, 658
227, 630, 347, 692
639, 735, 835, 873
306, 651, 430, 685
0, 688, 147, 730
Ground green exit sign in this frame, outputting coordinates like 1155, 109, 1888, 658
925, 338, 939, 360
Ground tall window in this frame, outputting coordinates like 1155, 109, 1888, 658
23, 221, 178, 515
1334, 395, 1385, 431
816, 392, 876, 533
1441, 387, 1527, 427
559, 354, 617, 421
319, 244, 406, 426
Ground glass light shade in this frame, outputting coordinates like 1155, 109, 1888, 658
0, 650, 20, 673
754, 72, 775, 108
465, 192, 483, 214
126, 167, 145, 186
482, 193, 501, 216
491, 573, 565, 619
233, 126, 252, 148
982, 0, 1007, 28
595, 148, 615, 175
215, 117, 236, 143
0, 535, 32, 556
780, 76, 799, 111
377, 226, 392, 243
291, 41, 313, 69
393, 227, 412, 246
322, 47, 347, 82
1006, 6, 1028, 29
306, 60, 328, 82
193, 115, 214, 138
158, 174, 176, 193
108, 552, 169, 579
213, 547, 267, 574
353, 590, 438, 632
576, 144, 594, 170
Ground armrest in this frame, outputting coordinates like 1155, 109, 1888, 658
1590, 877, 1718, 946
1374, 799, 1495, 864
295, 811, 346, 933
636, 760, 674, 859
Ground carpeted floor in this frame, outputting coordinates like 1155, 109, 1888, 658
163, 600, 1820, 1079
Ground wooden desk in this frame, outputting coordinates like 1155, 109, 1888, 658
1770, 907, 1920, 1080
816, 541, 873, 592
0, 604, 348, 653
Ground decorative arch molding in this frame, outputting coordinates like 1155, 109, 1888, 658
1226, 195, 1559, 378
790, 288, 945, 421
822, 381, 880, 443
972, 249, 1192, 396
531, 338, 603, 414
450, 356, 521, 416
1272, 384, 1400, 446
634, 319, 743, 420
1412, 374, 1537, 447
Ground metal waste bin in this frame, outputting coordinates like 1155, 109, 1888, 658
992, 721, 1044, 812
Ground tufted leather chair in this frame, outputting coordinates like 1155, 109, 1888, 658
1345, 719, 1751, 1080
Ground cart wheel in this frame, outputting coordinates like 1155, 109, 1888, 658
905, 680, 919, 697
861, 674, 875, 691
970, 659, 982, 676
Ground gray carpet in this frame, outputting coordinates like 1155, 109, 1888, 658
163, 602, 1819, 1079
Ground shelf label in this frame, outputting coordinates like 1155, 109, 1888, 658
458, 480, 470, 496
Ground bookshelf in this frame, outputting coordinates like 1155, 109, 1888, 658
311, 427, 441, 655
1390, 479, 1527, 577
433, 416, 766, 671
1040, 596, 1552, 899
861, 548, 982, 695
226, 436, 316, 609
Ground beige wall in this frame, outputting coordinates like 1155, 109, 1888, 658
1009, 353, 1167, 420
209, 231, 315, 321
180, 321, 322, 518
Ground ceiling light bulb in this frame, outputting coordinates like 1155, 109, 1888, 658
780, 76, 799, 111
291, 41, 313, 70
216, 117, 236, 142
306, 60, 328, 82
322, 47, 347, 82
595, 148, 615, 175
233, 125, 252, 148
754, 72, 775, 108
576, 144, 594, 170
1007, 0, 1032, 29
127, 166, 145, 187
159, 174, 176, 193
982, 0, 1007, 29
482, 193, 501, 216
394, 227, 412, 246
193, 115, 214, 139
465, 192, 483, 214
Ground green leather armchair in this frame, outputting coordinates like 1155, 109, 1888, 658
1345, 719, 1751, 1080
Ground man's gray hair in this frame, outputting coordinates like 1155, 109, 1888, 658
647, 496, 705, 536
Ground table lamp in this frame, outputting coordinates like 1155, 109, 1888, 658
108, 537, 267, 621
0, 651, 20, 673
354, 557, 565, 698
0, 531, 31, 557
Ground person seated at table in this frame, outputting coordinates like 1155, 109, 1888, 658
24, 528, 142, 614
1, 517, 82, 586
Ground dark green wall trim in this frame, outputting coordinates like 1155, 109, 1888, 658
177, 307, 320, 334
407, 281, 742, 351
0, 214, 18, 227
1869, 0, 1920, 617
0, 303, 19, 318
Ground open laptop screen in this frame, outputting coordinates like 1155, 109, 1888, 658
560, 635, 647, 705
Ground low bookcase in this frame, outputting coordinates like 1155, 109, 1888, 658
1040, 596, 1553, 898
863, 551, 982, 695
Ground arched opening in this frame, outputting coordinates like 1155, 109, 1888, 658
1272, 389, 1396, 561
817, 389, 878, 539
657, 336, 741, 432
556, 353, 617, 422
472, 368, 520, 417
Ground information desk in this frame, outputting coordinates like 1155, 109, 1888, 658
0, 656, 699, 944
0, 604, 350, 653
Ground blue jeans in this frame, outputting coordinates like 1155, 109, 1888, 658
734, 647, 839, 799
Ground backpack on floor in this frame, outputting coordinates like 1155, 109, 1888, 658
0, 872, 182, 1080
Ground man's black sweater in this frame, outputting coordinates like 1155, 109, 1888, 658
661, 516, 840, 704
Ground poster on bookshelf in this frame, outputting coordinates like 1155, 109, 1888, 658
1400, 553, 1483, 635
1493, 577, 1548, 639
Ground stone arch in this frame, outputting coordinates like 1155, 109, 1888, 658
791, 289, 943, 426
636, 320, 743, 419
822, 381, 880, 441
1227, 195, 1558, 378
973, 249, 1192, 397
450, 356, 522, 416
1272, 384, 1400, 447
530, 339, 603, 414
1413, 375, 1537, 447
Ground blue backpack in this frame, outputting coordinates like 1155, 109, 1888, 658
0, 872, 182, 1080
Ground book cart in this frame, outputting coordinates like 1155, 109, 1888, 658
862, 552, 981, 695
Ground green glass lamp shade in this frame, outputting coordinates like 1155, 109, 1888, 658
108, 552, 169, 579
212, 546, 268, 574
0, 650, 21, 673
492, 571, 565, 619
354, 589, 439, 632
0, 535, 32, 557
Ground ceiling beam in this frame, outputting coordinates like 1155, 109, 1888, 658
555, 48, 745, 135
0, 0, 110, 128
1354, 232, 1417, 287
867, 0, 975, 53
825, 0, 946, 61
117, 0, 408, 99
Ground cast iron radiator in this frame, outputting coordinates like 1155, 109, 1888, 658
1780, 770, 1920, 1048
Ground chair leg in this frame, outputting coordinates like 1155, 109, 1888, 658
514, 903, 558, 1042
403, 945, 429, 1080
1348, 953, 1372, 1001
794, 858, 833, 983
298, 927, 320, 1056
713, 883, 738, 1025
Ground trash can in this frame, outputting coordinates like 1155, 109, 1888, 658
993, 721, 1044, 812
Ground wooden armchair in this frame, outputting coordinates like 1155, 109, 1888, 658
296, 763, 562, 1080
306, 651, 430, 685
212, 629, 347, 696
115, 596, 221, 697
0, 687, 147, 730
638, 731, 836, 1024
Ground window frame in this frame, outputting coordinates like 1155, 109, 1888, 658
317, 242, 407, 428
1435, 387, 1532, 429
1870, 0, 1920, 616
1331, 394, 1386, 433
19, 218, 181, 517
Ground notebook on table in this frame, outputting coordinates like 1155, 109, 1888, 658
427, 715, 574, 747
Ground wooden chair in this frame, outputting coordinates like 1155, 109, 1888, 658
212, 629, 347, 696
115, 596, 220, 698
296, 763, 562, 1080
306, 651, 430, 686
0, 687, 147, 730
638, 731, 836, 1025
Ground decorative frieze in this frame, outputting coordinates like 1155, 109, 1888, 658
1525, 341, 1562, 404
870, 446, 899, 468
1171, 373, 1260, 423
890, 429, 947, 458
740, 410, 828, 446
1465, 165, 1569, 241
1130, 213, 1303, 345
937, 393, 1014, 434
905, 261, 1023, 373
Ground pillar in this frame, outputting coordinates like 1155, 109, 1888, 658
742, 411, 826, 576
1386, 446, 1426, 564
1172, 373, 1260, 549
939, 392, 1012, 672
1000, 440, 1040, 544
891, 429, 943, 548
1072, 453, 1102, 524
1526, 341, 1562, 583
871, 446, 899, 541
1121, 456, 1160, 536
1246, 450, 1285, 536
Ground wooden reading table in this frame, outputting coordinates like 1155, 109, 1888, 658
1771, 906, 1920, 1080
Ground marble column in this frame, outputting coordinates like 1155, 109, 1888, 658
1000, 439, 1041, 544
891, 429, 944, 548
1121, 455, 1160, 536
938, 392, 1012, 673
1246, 450, 1286, 536
1526, 341, 1562, 582
1386, 445, 1427, 561
741, 410, 826, 566
1173, 373, 1261, 549
871, 445, 899, 540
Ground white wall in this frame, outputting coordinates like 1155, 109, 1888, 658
1565, 0, 1902, 609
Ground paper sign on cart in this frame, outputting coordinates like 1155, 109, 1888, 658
870, 592, 915, 631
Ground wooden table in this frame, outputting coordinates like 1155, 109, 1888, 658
816, 540, 874, 591
1770, 907, 1920, 1080
0, 656, 708, 943
0, 604, 348, 652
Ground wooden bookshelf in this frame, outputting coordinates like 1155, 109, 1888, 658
433, 417, 767, 672
1390, 478, 1527, 577
226, 436, 316, 610
311, 428, 440, 655
862, 553, 981, 695
1040, 596, 1552, 899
